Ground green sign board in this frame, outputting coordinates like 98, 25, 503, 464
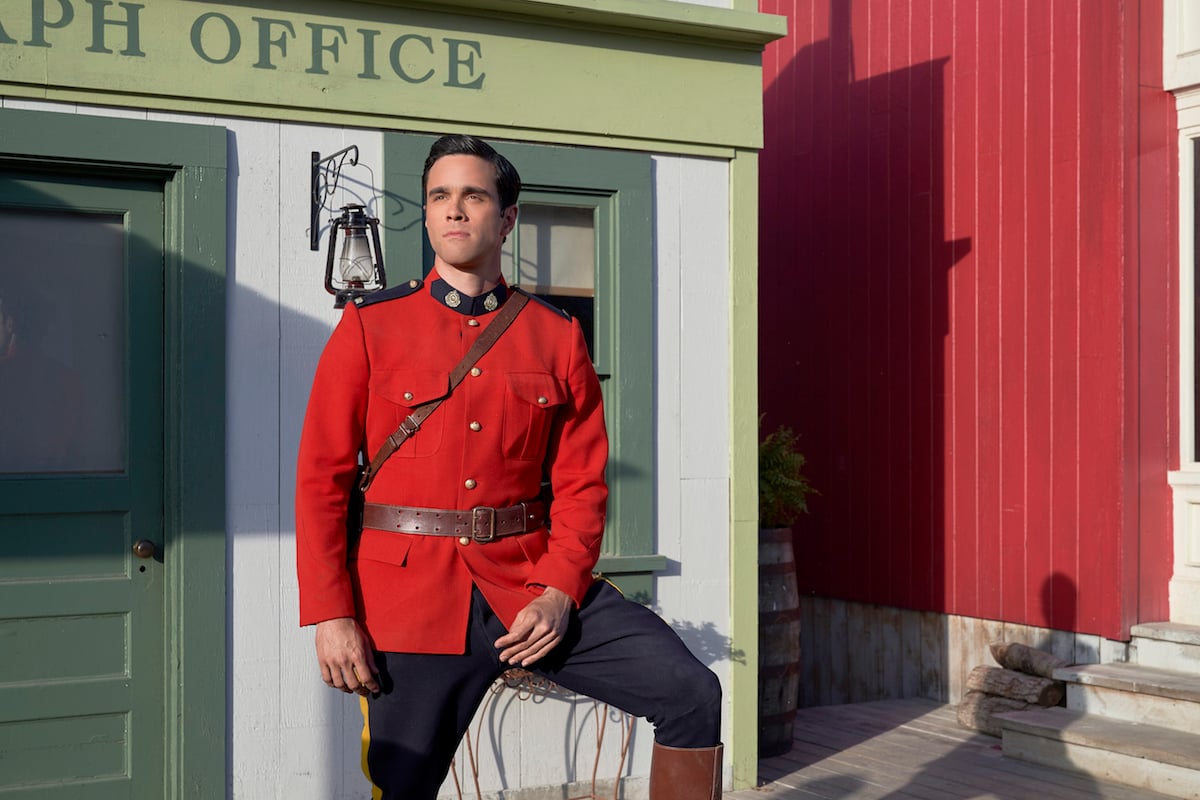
0, 0, 782, 153
1, 3, 486, 88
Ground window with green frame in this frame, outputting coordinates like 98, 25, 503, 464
384, 135, 664, 601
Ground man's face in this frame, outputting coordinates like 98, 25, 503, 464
423, 154, 517, 274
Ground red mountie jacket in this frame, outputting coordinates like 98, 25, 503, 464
295, 271, 609, 654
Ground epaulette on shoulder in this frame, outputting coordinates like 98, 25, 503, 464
512, 286, 571, 321
353, 278, 424, 309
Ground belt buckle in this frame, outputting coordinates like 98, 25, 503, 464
398, 415, 421, 437
471, 506, 497, 542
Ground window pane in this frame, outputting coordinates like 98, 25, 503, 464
504, 203, 597, 358
0, 209, 126, 474
507, 203, 595, 295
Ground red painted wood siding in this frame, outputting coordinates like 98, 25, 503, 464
758, 0, 1177, 640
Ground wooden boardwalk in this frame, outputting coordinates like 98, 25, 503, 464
726, 698, 1172, 799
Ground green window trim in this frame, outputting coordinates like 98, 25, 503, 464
384, 134, 659, 601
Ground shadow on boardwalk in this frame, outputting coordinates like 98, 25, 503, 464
727, 699, 1171, 800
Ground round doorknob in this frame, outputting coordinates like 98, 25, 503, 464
132, 539, 156, 559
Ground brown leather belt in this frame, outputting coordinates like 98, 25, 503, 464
361, 501, 546, 543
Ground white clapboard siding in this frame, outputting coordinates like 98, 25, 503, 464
222, 115, 290, 799
653, 152, 733, 647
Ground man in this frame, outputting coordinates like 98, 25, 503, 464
296, 134, 723, 799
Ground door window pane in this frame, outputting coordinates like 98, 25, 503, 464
508, 203, 595, 295
0, 209, 126, 474
504, 203, 596, 356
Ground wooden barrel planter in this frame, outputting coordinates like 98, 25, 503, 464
758, 526, 801, 758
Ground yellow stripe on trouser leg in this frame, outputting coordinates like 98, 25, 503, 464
360, 695, 382, 800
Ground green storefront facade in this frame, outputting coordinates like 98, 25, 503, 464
0, 1, 784, 796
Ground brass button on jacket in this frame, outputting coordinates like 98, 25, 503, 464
469, 421, 482, 432
464, 479, 477, 489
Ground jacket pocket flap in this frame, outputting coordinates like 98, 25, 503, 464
353, 529, 414, 566
505, 372, 567, 408
371, 369, 450, 408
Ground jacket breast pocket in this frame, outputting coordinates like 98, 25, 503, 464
502, 372, 567, 461
369, 368, 449, 458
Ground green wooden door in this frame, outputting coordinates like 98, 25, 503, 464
0, 172, 166, 797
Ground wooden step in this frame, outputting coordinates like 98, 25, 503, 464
1133, 622, 1200, 673
995, 707, 1200, 799
1055, 662, 1200, 735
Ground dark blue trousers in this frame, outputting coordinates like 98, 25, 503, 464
362, 580, 722, 799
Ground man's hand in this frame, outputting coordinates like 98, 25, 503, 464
494, 586, 573, 667
314, 616, 380, 696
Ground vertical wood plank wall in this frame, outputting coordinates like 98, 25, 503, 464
758, 0, 1178, 641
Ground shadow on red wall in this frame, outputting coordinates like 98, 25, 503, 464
759, 0, 970, 612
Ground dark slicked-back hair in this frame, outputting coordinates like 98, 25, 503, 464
422, 134, 522, 210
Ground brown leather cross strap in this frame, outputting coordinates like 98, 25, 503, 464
361, 501, 546, 543
357, 291, 529, 492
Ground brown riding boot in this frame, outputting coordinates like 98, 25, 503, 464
648, 742, 723, 800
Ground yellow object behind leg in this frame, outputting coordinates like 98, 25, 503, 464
359, 694, 383, 800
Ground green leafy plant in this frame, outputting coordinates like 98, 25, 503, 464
759, 419, 816, 528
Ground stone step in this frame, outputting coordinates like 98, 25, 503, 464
1133, 622, 1200, 673
995, 707, 1200, 799
1055, 662, 1200, 735
1133, 622, 1200, 646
